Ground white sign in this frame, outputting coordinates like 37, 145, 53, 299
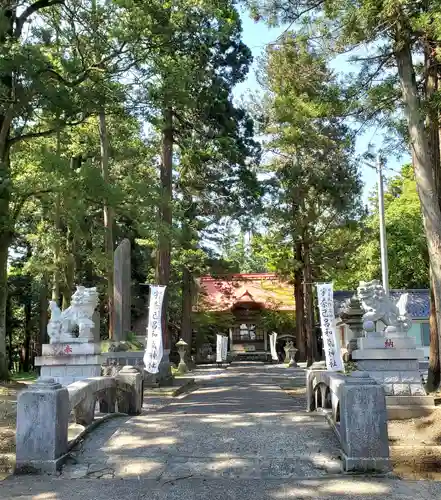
144, 285, 166, 374
216, 334, 223, 363
221, 336, 228, 361
316, 283, 344, 372
269, 332, 278, 361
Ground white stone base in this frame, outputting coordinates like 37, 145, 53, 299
357, 337, 416, 350
36, 343, 102, 386
352, 348, 426, 397
42, 343, 101, 356
352, 348, 424, 360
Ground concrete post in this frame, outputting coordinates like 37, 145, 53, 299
16, 377, 70, 473
116, 365, 143, 415
340, 377, 391, 472
377, 156, 389, 296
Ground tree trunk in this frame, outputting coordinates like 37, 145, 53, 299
156, 107, 173, 350
180, 192, 194, 348
303, 237, 314, 367
424, 40, 441, 391
99, 111, 115, 339
6, 289, 13, 371
39, 276, 49, 349
427, 272, 440, 391
61, 228, 76, 309
181, 267, 193, 346
52, 132, 62, 304
395, 39, 441, 359
294, 241, 306, 361
0, 143, 10, 380
23, 297, 32, 372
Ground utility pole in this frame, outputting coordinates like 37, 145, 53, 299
377, 155, 389, 296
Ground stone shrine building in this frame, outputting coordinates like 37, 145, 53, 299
194, 273, 295, 360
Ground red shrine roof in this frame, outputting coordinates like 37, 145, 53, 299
195, 273, 295, 312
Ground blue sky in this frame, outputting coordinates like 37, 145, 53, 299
234, 10, 410, 203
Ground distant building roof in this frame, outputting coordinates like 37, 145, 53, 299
334, 289, 430, 319
195, 273, 295, 312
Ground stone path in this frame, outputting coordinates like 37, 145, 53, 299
63, 362, 341, 480
3, 362, 441, 499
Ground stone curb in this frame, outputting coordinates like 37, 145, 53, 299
67, 412, 129, 453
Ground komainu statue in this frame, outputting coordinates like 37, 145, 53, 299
47, 286, 99, 343
357, 280, 412, 335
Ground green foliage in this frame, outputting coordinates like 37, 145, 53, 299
192, 311, 235, 349
260, 310, 296, 335
333, 165, 429, 290
248, 34, 363, 285
0, 0, 262, 378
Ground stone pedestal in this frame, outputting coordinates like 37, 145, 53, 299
352, 334, 425, 397
16, 378, 69, 473
35, 342, 102, 386
113, 239, 131, 342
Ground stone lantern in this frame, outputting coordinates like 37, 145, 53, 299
176, 338, 189, 374
339, 294, 364, 358
284, 341, 298, 367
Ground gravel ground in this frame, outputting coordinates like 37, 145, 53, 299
388, 408, 441, 479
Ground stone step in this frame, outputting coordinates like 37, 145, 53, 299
387, 404, 435, 420
386, 395, 435, 406
230, 361, 265, 367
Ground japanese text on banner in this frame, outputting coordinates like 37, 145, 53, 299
144, 285, 166, 374
316, 283, 344, 372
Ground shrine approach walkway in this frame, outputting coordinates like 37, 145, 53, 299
3, 362, 441, 499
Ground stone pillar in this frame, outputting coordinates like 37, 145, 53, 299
16, 378, 70, 473
340, 374, 391, 472
116, 365, 143, 414
113, 238, 131, 342
92, 310, 101, 343
157, 350, 173, 386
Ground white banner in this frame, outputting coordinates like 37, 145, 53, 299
221, 336, 228, 361
269, 332, 278, 361
144, 285, 166, 374
216, 334, 223, 363
316, 283, 344, 372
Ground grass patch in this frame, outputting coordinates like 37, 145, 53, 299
11, 371, 37, 382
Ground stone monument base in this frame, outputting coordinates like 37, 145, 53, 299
352, 342, 435, 419
35, 343, 102, 386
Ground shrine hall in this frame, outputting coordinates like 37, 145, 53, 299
194, 273, 296, 360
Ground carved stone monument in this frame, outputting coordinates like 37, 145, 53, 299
35, 286, 102, 386
113, 239, 131, 342
351, 280, 434, 418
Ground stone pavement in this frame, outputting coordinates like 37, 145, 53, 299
2, 362, 441, 499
